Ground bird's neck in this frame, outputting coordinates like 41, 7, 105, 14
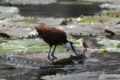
62, 42, 72, 50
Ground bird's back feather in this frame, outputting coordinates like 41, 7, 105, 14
35, 26, 68, 46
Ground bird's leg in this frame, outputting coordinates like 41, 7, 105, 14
48, 46, 54, 63
51, 45, 58, 59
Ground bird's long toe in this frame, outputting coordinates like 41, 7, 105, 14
51, 54, 58, 59
52, 57, 58, 60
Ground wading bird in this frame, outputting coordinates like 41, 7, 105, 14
35, 26, 78, 63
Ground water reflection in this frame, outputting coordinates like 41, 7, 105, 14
18, 2, 103, 18
0, 0, 104, 18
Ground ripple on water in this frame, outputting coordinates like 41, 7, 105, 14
0, 63, 29, 77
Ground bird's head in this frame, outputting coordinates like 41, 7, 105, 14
63, 41, 78, 55
35, 26, 47, 35
35, 26, 47, 30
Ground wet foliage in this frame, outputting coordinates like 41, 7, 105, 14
54, 54, 87, 65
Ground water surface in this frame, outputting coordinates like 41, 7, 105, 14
0, 0, 105, 18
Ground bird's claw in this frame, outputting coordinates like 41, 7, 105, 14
52, 57, 58, 60
76, 54, 80, 56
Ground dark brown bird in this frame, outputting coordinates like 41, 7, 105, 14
35, 26, 78, 63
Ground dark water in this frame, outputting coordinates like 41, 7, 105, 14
0, 0, 104, 18
18, 3, 102, 18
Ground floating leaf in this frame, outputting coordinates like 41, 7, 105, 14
78, 17, 109, 23
0, 79, 6, 80
54, 56, 74, 65
4, 0, 57, 5
116, 43, 120, 48
41, 74, 64, 80
60, 19, 68, 25
96, 36, 120, 52
0, 27, 37, 38
0, 33, 11, 39
102, 49, 108, 54
104, 29, 115, 36
0, 38, 83, 56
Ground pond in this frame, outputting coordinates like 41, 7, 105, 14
0, 35, 120, 80
0, 0, 105, 18
0, 0, 120, 80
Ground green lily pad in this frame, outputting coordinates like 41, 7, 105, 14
0, 27, 36, 38
3, 0, 57, 5
95, 36, 120, 52
0, 79, 5, 80
10, 19, 39, 24
106, 12, 120, 17
78, 17, 109, 23
0, 38, 83, 56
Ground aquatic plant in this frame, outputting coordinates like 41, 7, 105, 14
0, 6, 20, 19
100, 2, 120, 10
0, 27, 37, 38
2, 17, 64, 28
41, 74, 65, 80
0, 33, 11, 39
94, 36, 120, 52
1, 15, 120, 36
53, 56, 74, 65
0, 6, 19, 13
0, 38, 83, 56
104, 29, 115, 36
81, 0, 119, 2
0, 13, 21, 20
78, 17, 109, 23
4, 0, 57, 5
60, 20, 68, 25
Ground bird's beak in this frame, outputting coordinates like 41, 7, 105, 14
73, 48, 78, 55
71, 44, 78, 55
63, 42, 78, 55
